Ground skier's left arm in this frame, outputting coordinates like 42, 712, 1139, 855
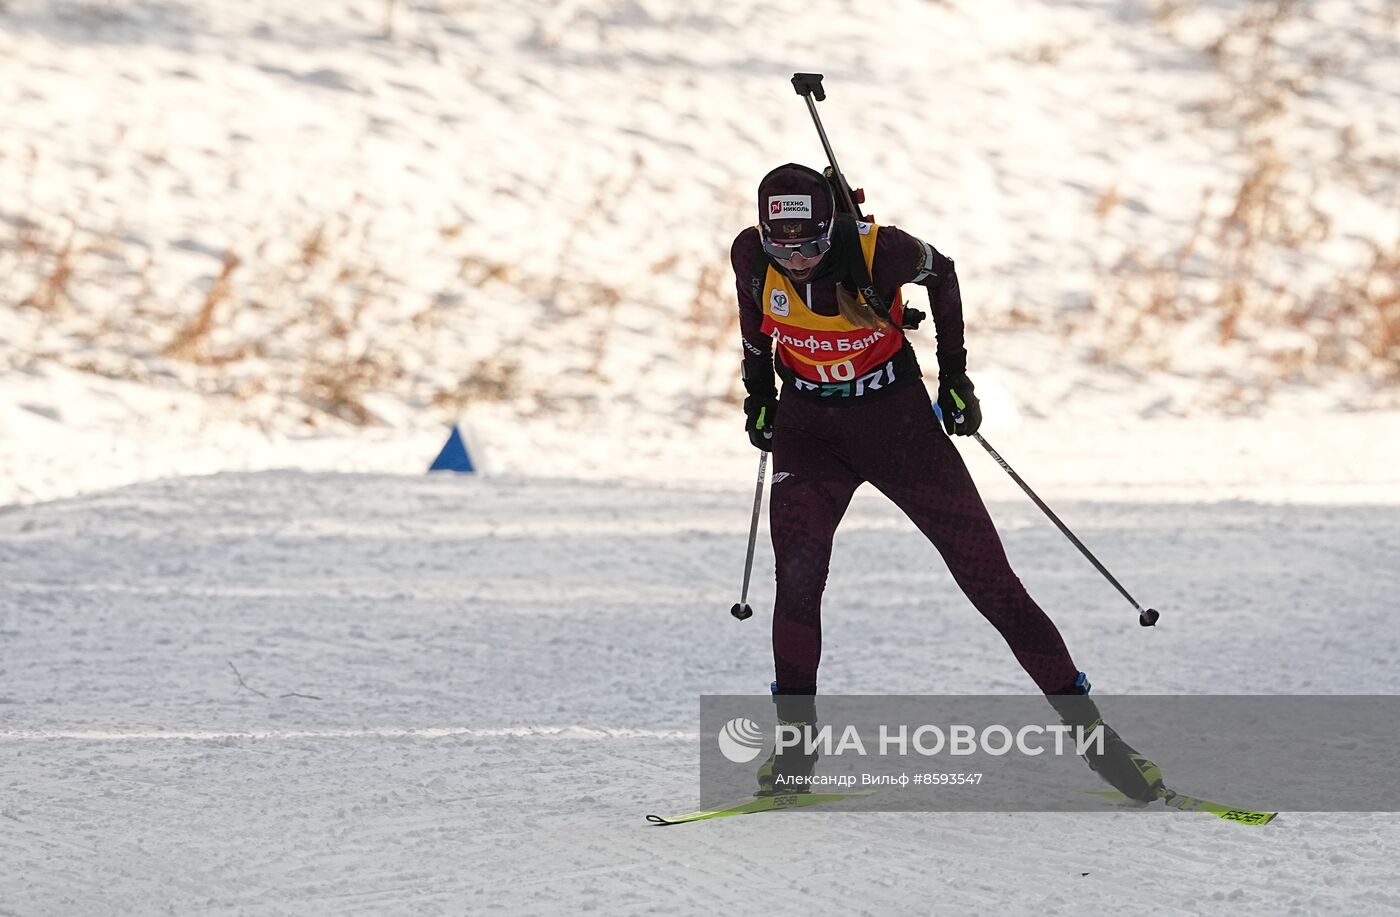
873, 226, 981, 436
732, 228, 778, 451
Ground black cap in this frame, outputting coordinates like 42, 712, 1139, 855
757, 163, 833, 242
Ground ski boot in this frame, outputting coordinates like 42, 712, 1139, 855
1046, 672, 1165, 804
756, 688, 818, 797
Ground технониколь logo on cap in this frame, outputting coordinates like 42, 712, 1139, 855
767, 195, 812, 219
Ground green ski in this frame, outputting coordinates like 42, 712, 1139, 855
1088, 789, 1277, 825
646, 790, 875, 826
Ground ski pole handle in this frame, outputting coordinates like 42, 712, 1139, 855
790, 72, 826, 101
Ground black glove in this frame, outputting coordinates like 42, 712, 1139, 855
744, 392, 777, 451
936, 350, 982, 436
741, 362, 778, 451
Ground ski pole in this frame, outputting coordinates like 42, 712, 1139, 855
972, 432, 1158, 626
730, 451, 768, 621
941, 407, 1160, 627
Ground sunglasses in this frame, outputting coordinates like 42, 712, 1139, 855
761, 220, 834, 263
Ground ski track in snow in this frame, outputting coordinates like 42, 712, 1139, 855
2, 471, 1400, 915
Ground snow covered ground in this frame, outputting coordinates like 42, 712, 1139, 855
3, 471, 1400, 914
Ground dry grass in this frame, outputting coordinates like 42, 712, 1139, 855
1086, 0, 1396, 388
2, 192, 419, 422
431, 357, 523, 415
1013, 40, 1081, 65
1302, 238, 1400, 381
1092, 186, 1125, 221
680, 259, 740, 424
302, 356, 381, 426
1149, 0, 1193, 28
17, 219, 77, 314
163, 252, 241, 361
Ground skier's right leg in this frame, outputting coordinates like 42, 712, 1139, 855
755, 691, 820, 796
755, 420, 860, 796
767, 419, 862, 696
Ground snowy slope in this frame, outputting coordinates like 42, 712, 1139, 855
2, 0, 1398, 504
2, 2, 1399, 910
3, 472, 1400, 914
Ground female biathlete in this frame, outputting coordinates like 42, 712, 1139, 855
731, 163, 1162, 803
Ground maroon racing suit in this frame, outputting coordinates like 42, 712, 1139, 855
731, 222, 1081, 696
